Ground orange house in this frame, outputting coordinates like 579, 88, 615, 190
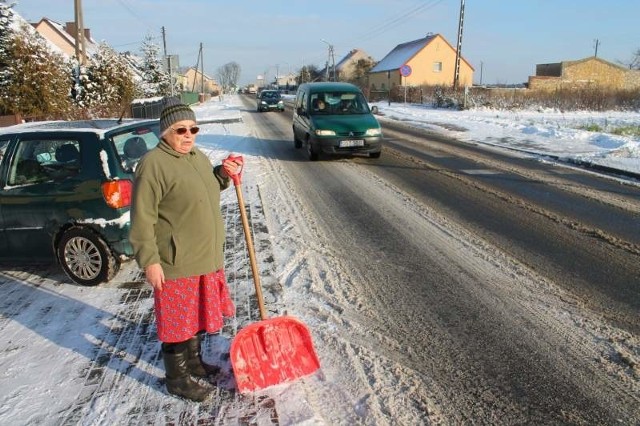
31, 18, 98, 60
369, 33, 474, 91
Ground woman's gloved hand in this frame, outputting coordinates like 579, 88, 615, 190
222, 154, 244, 184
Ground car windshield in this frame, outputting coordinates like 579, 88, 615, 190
310, 92, 370, 115
262, 91, 280, 99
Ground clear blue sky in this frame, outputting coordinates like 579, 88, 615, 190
13, 0, 640, 86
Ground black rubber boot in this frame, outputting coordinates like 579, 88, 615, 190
162, 342, 211, 402
186, 334, 221, 378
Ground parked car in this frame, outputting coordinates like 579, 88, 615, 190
0, 118, 161, 285
257, 90, 285, 112
292, 82, 383, 160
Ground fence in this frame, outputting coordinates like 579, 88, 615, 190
130, 92, 206, 119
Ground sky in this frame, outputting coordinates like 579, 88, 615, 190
12, 0, 640, 87
0, 96, 638, 424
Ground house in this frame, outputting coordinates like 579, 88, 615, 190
321, 48, 375, 82
368, 33, 474, 91
179, 67, 220, 94
528, 56, 640, 91
275, 72, 298, 90
30, 18, 99, 60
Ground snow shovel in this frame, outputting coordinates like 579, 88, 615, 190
226, 155, 320, 393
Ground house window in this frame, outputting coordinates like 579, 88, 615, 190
433, 62, 443, 73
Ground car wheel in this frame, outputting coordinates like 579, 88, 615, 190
308, 140, 319, 161
56, 227, 119, 286
370, 151, 381, 159
293, 131, 302, 149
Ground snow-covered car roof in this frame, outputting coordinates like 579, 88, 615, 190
0, 119, 158, 136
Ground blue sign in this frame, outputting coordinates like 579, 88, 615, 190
400, 64, 412, 77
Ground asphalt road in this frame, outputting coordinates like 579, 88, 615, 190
242, 95, 640, 424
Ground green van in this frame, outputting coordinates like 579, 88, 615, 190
292, 82, 383, 160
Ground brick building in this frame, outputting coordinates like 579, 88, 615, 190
528, 56, 640, 91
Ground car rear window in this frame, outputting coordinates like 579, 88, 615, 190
111, 125, 161, 172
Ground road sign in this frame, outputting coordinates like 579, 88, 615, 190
400, 64, 412, 77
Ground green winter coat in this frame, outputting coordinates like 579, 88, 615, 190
130, 140, 230, 280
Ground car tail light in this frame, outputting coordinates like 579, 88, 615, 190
102, 179, 132, 209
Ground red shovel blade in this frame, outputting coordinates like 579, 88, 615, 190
230, 316, 321, 393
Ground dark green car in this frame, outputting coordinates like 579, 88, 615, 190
292, 82, 383, 160
257, 90, 285, 112
0, 119, 160, 285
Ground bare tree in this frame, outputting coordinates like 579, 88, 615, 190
347, 57, 376, 89
216, 61, 241, 93
618, 48, 640, 70
630, 48, 640, 70
296, 64, 323, 84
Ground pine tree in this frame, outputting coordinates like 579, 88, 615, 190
72, 43, 136, 118
139, 33, 170, 97
4, 26, 72, 118
0, 0, 16, 114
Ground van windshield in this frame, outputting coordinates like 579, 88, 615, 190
310, 92, 370, 115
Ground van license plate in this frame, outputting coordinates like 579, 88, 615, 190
340, 139, 364, 148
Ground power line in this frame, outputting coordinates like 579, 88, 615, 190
349, 0, 446, 45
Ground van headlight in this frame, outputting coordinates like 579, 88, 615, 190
278, 100, 284, 105
365, 128, 382, 136
315, 129, 336, 136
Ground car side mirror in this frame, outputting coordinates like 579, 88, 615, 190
370, 105, 379, 115
297, 107, 306, 116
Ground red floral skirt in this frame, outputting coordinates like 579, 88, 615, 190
153, 269, 235, 343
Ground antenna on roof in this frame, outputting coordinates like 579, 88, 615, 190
117, 104, 128, 124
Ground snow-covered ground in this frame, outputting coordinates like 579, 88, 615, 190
372, 100, 640, 177
0, 95, 637, 425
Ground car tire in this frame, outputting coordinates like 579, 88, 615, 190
308, 141, 319, 161
293, 131, 302, 149
370, 151, 381, 159
56, 227, 119, 286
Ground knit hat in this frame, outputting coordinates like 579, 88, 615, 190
159, 97, 196, 134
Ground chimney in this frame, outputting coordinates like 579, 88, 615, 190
84, 28, 91, 41
65, 22, 78, 39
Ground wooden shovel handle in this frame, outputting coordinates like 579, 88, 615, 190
234, 183, 268, 320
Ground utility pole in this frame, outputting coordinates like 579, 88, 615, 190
321, 39, 335, 81
73, 0, 87, 65
453, 0, 465, 90
593, 39, 600, 57
161, 26, 174, 96
199, 43, 204, 98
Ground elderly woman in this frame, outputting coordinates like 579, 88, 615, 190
130, 97, 241, 402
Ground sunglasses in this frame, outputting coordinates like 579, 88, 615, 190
171, 126, 200, 135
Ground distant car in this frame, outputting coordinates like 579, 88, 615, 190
0, 119, 161, 285
292, 82, 383, 160
257, 90, 285, 112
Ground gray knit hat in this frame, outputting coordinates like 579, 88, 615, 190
159, 97, 196, 134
